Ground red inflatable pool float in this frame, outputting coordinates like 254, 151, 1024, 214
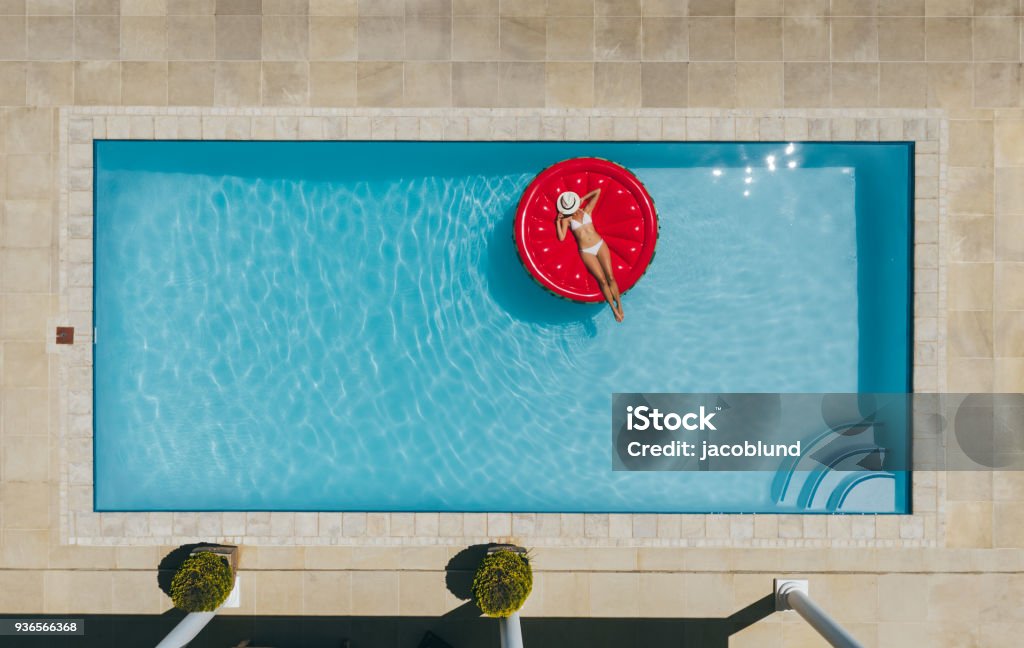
514, 157, 659, 302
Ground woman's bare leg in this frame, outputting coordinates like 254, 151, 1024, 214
581, 252, 622, 322
596, 244, 624, 320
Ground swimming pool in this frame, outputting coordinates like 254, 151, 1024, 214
93, 141, 912, 513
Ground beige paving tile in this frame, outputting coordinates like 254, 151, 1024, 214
303, 571, 351, 615
878, 17, 925, 60
784, 62, 829, 107
217, 0, 259, 14
949, 119, 994, 166
640, 17, 685, 61
214, 61, 260, 106
112, 571, 163, 614
121, 0, 166, 15
995, 167, 1024, 214
950, 213, 994, 262
1, 529, 49, 568
546, 0, 593, 17
262, 15, 309, 61
2, 293, 55, 339
947, 310, 994, 357
356, 16, 404, 60
637, 572, 686, 617
877, 574, 929, 622
783, 17, 828, 60
994, 119, 1024, 166
831, 62, 879, 107
972, 0, 1018, 16
832, 0, 878, 15
168, 61, 213, 105
406, 16, 451, 60
24, 61, 70, 105
974, 62, 1021, 108
309, 61, 356, 106
879, 62, 928, 107
929, 573, 985, 621
0, 62, 28, 105
995, 214, 1024, 261
500, 16, 545, 60
262, 61, 309, 106
926, 17, 973, 60
309, 16, 357, 60
398, 570, 446, 615
4, 107, 49, 153
832, 17, 879, 61
949, 166, 994, 213
497, 61, 543, 107
595, 0, 639, 16
167, 15, 214, 60
265, 0, 308, 14
74, 60, 120, 105
44, 571, 112, 613
735, 17, 782, 61
593, 16, 640, 61
453, 16, 500, 60
452, 60, 497, 106
948, 263, 994, 310
122, 61, 167, 105
121, 16, 167, 61
736, 62, 783, 107
640, 61, 686, 107
688, 62, 735, 106
994, 262, 1024, 309
356, 60, 401, 106
0, 570, 44, 613
948, 357, 994, 390
2, 246, 50, 292
536, 571, 587, 615
588, 572, 639, 616
77, 0, 119, 14
351, 570, 398, 615
255, 571, 303, 614
74, 15, 119, 60
926, 62, 973, 108
688, 17, 734, 61
973, 16, 1020, 61
310, 0, 355, 14
2, 435, 48, 480
215, 15, 261, 61
685, 573, 734, 616
995, 311, 1024, 357
593, 61, 640, 107
545, 61, 592, 107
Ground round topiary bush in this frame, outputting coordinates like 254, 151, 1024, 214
170, 551, 234, 612
471, 548, 533, 618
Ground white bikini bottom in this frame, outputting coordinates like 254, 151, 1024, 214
580, 239, 604, 256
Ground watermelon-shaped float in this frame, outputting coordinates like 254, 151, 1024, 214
513, 157, 659, 302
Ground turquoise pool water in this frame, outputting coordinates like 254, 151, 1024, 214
94, 141, 912, 513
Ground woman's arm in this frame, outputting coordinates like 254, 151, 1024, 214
555, 214, 569, 241
581, 187, 601, 212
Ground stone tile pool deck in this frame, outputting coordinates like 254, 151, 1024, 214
0, 1, 1023, 645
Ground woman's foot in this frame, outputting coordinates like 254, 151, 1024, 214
613, 305, 624, 322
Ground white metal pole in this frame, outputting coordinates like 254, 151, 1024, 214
775, 580, 864, 648
498, 612, 524, 648
154, 611, 217, 648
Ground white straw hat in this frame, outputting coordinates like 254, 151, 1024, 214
556, 191, 581, 215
